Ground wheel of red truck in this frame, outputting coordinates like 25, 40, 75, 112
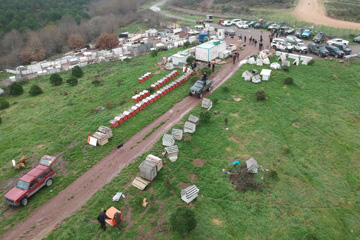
21, 197, 28, 206
46, 179, 53, 187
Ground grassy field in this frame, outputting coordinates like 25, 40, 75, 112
0, 46, 203, 235
325, 0, 360, 22
45, 58, 360, 239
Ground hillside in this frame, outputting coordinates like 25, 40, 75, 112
44, 58, 360, 239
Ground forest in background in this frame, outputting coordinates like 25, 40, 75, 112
0, 0, 153, 70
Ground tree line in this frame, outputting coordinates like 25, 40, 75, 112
0, 0, 153, 70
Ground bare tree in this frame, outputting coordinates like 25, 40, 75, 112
38, 25, 64, 57
68, 34, 85, 50
97, 33, 119, 49
21, 32, 46, 64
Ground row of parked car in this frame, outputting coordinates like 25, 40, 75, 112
271, 36, 352, 58
217, 18, 360, 44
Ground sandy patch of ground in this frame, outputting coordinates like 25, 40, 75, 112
193, 158, 205, 167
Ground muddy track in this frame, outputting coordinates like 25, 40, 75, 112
1, 28, 260, 240
293, 0, 360, 29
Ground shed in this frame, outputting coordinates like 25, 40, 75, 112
195, 40, 226, 62
242, 70, 253, 81
165, 145, 179, 162
260, 69, 272, 81
171, 128, 183, 140
251, 75, 261, 84
145, 154, 163, 172
188, 115, 199, 125
246, 157, 259, 174
181, 185, 199, 204
139, 160, 157, 181
184, 121, 196, 133
201, 98, 212, 110
162, 134, 175, 147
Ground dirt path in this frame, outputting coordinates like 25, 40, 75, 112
293, 0, 360, 29
1, 33, 259, 240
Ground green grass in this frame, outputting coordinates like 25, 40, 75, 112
140, 0, 163, 10
0, 72, 14, 82
0, 46, 201, 236
116, 23, 148, 35
44, 58, 360, 239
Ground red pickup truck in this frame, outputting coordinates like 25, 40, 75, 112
4, 155, 56, 206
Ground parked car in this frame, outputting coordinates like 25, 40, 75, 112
325, 46, 344, 58
302, 29, 312, 38
236, 22, 249, 29
354, 35, 360, 43
271, 38, 293, 52
230, 19, 242, 25
313, 32, 326, 43
253, 22, 262, 28
221, 20, 232, 26
189, 79, 213, 98
308, 42, 329, 57
286, 35, 302, 44
4, 155, 57, 206
326, 38, 349, 46
294, 28, 304, 38
196, 19, 204, 25
329, 43, 352, 55
247, 21, 257, 27
293, 42, 308, 54
264, 22, 274, 28
225, 29, 236, 37
283, 27, 295, 35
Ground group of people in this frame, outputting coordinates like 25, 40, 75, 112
239, 34, 266, 51
98, 209, 122, 231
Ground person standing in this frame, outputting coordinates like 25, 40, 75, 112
254, 40, 257, 47
134, 88, 138, 95
249, 36, 252, 45
236, 52, 240, 61
232, 54, 236, 64
239, 34, 242, 41
212, 62, 215, 72
244, 35, 247, 43
208, 61, 211, 68
98, 209, 111, 231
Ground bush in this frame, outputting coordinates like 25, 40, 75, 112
186, 56, 195, 64
29, 85, 43, 96
183, 41, 190, 47
92, 80, 102, 86
282, 65, 289, 72
268, 170, 279, 181
157, 46, 168, 51
50, 74, 63, 86
232, 167, 263, 192
308, 59, 315, 65
9, 82, 24, 96
169, 207, 197, 236
66, 77, 78, 86
212, 98, 218, 104
150, 50, 158, 57
191, 40, 200, 46
222, 86, 229, 93
72, 66, 84, 78
200, 111, 211, 122
284, 77, 294, 85
0, 98, 10, 110
255, 90, 266, 101
201, 66, 212, 77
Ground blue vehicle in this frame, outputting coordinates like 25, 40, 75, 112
302, 29, 312, 38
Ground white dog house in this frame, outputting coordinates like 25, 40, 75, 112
260, 69, 272, 81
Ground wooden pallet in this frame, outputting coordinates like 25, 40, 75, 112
132, 177, 150, 190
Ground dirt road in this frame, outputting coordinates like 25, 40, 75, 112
293, 0, 360, 29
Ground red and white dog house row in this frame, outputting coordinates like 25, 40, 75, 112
110, 71, 195, 128
138, 72, 153, 83
132, 90, 150, 103
151, 70, 179, 90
